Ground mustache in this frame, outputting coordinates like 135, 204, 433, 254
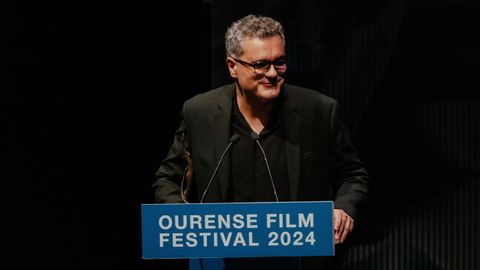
264, 77, 283, 84
256, 71, 286, 81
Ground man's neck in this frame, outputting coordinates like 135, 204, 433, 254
236, 89, 276, 134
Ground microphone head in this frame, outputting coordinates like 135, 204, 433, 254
230, 134, 240, 144
250, 132, 260, 141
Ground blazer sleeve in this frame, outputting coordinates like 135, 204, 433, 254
152, 104, 190, 203
328, 101, 370, 220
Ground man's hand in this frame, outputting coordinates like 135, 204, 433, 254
333, 209, 354, 244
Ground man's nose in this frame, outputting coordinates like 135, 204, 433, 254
264, 64, 278, 77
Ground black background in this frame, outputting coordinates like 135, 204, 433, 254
8, 1, 208, 269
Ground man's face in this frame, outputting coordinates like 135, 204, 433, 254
227, 35, 286, 103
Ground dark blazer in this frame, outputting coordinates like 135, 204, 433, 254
154, 83, 369, 220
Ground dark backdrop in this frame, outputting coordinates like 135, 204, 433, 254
8, 0, 478, 269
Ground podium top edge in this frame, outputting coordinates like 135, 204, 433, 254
141, 201, 333, 206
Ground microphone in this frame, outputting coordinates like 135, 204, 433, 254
200, 134, 240, 203
250, 132, 279, 202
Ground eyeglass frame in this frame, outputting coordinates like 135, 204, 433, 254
230, 56, 288, 75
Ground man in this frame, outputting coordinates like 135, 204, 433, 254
153, 14, 370, 269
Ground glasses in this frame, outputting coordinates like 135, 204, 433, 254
232, 57, 287, 75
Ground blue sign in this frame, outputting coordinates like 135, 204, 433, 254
142, 201, 334, 259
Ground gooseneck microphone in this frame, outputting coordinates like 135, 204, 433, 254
250, 132, 279, 202
200, 134, 240, 203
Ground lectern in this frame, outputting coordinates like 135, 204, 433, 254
142, 201, 334, 269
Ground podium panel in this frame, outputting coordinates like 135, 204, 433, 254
142, 201, 334, 259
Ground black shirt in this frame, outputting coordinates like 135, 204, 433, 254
228, 96, 290, 202
224, 96, 296, 269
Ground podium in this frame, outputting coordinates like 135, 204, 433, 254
141, 201, 334, 269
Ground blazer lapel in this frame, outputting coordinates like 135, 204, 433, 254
282, 89, 301, 201
212, 84, 235, 201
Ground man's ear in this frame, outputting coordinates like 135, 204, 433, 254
226, 57, 238, 78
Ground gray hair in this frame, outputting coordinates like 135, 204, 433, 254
225, 14, 285, 58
